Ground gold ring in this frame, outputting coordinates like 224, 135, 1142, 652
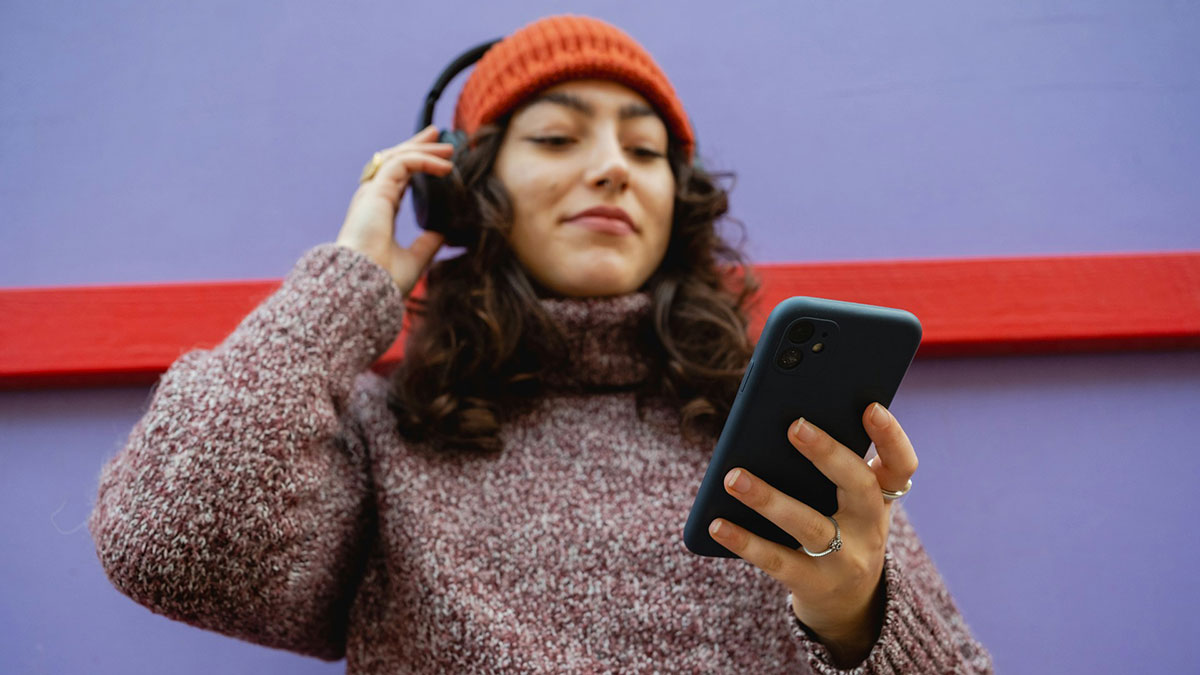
359, 151, 384, 184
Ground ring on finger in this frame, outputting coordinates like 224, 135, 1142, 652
359, 151, 385, 184
800, 515, 843, 558
881, 478, 913, 501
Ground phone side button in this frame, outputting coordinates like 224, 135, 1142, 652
739, 360, 755, 392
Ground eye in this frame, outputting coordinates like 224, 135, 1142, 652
631, 147, 665, 160
529, 136, 574, 147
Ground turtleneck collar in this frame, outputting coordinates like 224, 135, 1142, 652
536, 291, 655, 392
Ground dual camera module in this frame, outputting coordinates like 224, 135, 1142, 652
776, 320, 827, 370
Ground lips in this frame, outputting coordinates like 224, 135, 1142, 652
564, 206, 638, 235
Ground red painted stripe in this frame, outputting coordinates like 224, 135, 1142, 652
2, 251, 1198, 389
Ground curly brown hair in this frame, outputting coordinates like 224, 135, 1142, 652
386, 112, 761, 452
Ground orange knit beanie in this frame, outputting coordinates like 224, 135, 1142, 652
453, 14, 695, 161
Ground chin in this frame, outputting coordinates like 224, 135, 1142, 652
558, 280, 633, 298
552, 270, 639, 298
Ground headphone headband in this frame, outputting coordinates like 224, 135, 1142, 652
416, 38, 502, 135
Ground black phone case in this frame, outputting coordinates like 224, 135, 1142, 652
683, 296, 922, 558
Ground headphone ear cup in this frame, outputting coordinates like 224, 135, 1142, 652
411, 130, 475, 247
441, 129, 468, 147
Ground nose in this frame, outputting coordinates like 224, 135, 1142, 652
583, 131, 630, 192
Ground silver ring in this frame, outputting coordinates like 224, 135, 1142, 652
881, 478, 913, 501
800, 515, 842, 558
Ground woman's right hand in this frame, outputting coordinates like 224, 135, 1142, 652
335, 124, 454, 297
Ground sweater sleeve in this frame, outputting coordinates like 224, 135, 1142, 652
787, 504, 994, 674
88, 243, 406, 661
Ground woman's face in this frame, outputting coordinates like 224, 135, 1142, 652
493, 79, 676, 298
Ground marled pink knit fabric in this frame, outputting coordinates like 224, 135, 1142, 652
89, 243, 992, 673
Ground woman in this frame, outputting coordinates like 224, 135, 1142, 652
90, 14, 992, 673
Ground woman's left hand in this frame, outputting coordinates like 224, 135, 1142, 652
707, 402, 918, 667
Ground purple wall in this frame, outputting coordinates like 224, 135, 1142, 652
2, 1, 1198, 672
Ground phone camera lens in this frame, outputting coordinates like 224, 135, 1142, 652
777, 347, 803, 370
787, 321, 815, 344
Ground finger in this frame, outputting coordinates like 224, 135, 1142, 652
722, 467, 839, 554
376, 126, 443, 155
402, 231, 445, 271
862, 403, 918, 495
410, 125, 445, 146
385, 149, 455, 169
367, 148, 454, 183
789, 418, 879, 513
371, 153, 454, 186
375, 147, 456, 173
708, 517, 813, 585
412, 124, 440, 141
380, 142, 456, 158
353, 154, 453, 211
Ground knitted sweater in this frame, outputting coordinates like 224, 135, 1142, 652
89, 243, 992, 674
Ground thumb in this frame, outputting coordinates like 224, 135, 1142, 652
390, 231, 445, 291
406, 230, 445, 270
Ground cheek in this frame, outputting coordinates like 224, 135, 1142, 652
507, 174, 567, 263
649, 169, 675, 212
510, 174, 563, 221
649, 177, 675, 235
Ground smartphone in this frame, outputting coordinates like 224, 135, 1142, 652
683, 296, 922, 558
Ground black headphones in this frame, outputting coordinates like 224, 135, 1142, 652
408, 38, 701, 248
408, 38, 501, 247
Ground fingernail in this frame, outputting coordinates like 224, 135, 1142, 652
870, 403, 891, 429
726, 469, 750, 494
709, 519, 724, 536
792, 418, 816, 443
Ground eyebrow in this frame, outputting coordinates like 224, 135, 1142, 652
526, 91, 657, 121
